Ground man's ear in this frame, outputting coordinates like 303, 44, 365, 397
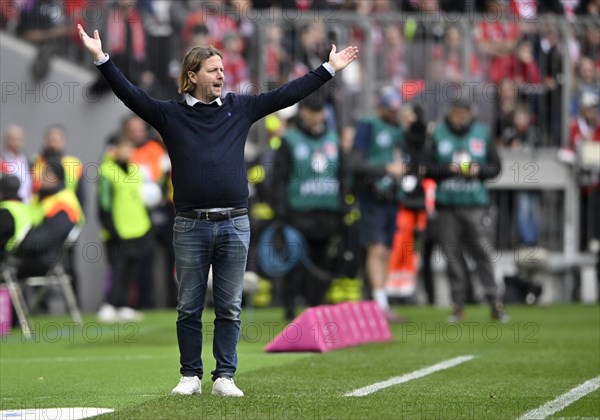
188, 71, 197, 85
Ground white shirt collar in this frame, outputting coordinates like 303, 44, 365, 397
185, 93, 222, 107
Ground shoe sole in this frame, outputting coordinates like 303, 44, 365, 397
171, 390, 201, 396
211, 390, 244, 397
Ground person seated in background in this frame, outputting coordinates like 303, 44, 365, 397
1, 125, 32, 203
31, 125, 85, 211
0, 175, 31, 262
17, 163, 84, 278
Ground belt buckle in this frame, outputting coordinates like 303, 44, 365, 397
205, 211, 211, 220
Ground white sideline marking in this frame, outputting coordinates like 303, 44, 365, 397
0, 408, 114, 419
518, 375, 600, 420
345, 355, 476, 397
0, 355, 167, 364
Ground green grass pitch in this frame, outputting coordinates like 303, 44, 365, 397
1, 304, 599, 419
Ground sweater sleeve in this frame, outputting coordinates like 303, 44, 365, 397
96, 58, 168, 130
242, 65, 333, 122
478, 139, 502, 180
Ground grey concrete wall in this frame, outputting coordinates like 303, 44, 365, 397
1, 33, 130, 313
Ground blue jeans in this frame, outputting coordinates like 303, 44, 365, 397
172, 214, 250, 381
516, 191, 539, 246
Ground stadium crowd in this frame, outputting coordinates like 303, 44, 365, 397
1, 0, 599, 323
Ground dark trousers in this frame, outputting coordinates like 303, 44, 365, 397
106, 235, 149, 308
436, 207, 498, 308
282, 238, 332, 318
281, 210, 341, 318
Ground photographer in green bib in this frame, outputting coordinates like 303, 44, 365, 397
273, 93, 343, 321
430, 97, 508, 323
347, 87, 406, 322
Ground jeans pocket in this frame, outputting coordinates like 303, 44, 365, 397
232, 215, 250, 232
173, 216, 196, 233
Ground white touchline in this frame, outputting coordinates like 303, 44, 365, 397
344, 355, 476, 397
518, 375, 600, 420
0, 355, 166, 364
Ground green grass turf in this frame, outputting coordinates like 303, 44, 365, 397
1, 304, 599, 419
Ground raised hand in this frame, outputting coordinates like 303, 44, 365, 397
77, 24, 105, 61
327, 44, 359, 73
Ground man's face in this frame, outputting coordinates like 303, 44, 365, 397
123, 118, 147, 145
300, 107, 326, 135
115, 141, 134, 162
3, 127, 24, 154
582, 105, 598, 122
189, 55, 224, 102
447, 106, 472, 131
44, 128, 66, 152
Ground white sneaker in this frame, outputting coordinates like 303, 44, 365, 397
117, 307, 144, 322
212, 377, 244, 397
171, 376, 201, 395
97, 304, 118, 323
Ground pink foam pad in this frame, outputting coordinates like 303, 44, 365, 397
0, 288, 12, 336
264, 301, 392, 353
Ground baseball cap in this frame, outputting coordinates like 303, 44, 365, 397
378, 87, 402, 110
580, 91, 599, 108
449, 97, 472, 110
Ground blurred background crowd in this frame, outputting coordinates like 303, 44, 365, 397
0, 0, 598, 322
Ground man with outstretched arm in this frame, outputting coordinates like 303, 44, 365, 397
77, 24, 358, 397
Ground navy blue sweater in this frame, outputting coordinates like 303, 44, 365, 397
97, 58, 333, 212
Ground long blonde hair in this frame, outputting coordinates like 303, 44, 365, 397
177, 45, 223, 94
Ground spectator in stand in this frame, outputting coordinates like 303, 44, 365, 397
64, 0, 90, 62
502, 105, 542, 247
90, 0, 147, 94
569, 91, 600, 285
570, 91, 600, 148
221, 31, 250, 95
1, 125, 32, 203
580, 24, 600, 66
509, 0, 565, 17
0, 0, 21, 32
490, 37, 542, 87
140, 0, 175, 99
494, 78, 520, 143
291, 22, 330, 78
403, 0, 445, 80
181, 0, 238, 51
263, 23, 286, 89
571, 56, 600, 117
576, 0, 600, 15
16, 0, 71, 80
381, 24, 408, 87
476, 0, 521, 81
170, 0, 203, 57
434, 25, 482, 84
534, 23, 565, 145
